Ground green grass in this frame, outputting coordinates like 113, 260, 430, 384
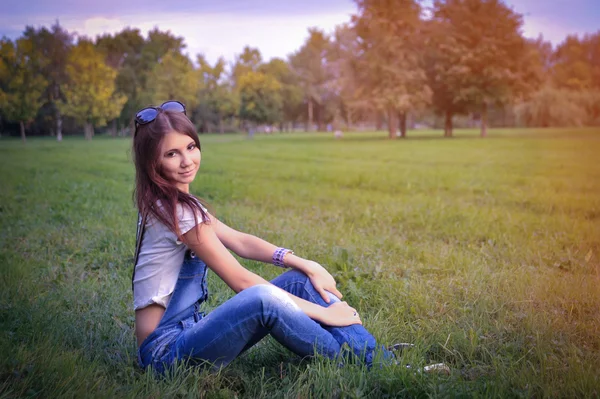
1, 128, 599, 398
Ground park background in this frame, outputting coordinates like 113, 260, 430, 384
1, 0, 599, 397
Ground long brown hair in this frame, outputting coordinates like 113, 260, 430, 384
132, 109, 209, 238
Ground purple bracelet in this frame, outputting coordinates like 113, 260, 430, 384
273, 247, 293, 268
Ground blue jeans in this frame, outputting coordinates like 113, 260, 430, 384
138, 251, 390, 374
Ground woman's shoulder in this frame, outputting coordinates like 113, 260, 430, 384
176, 199, 208, 219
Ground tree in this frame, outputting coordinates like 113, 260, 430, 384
552, 33, 600, 91
197, 54, 238, 133
23, 22, 73, 141
259, 58, 303, 130
145, 51, 198, 115
231, 46, 262, 88
96, 27, 146, 135
58, 39, 126, 139
238, 71, 282, 127
290, 28, 332, 131
0, 36, 47, 143
230, 46, 263, 130
328, 24, 364, 131
430, 0, 534, 137
353, 0, 430, 139
514, 86, 588, 127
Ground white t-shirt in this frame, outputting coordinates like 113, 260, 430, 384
133, 202, 208, 310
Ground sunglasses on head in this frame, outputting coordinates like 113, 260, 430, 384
135, 100, 186, 127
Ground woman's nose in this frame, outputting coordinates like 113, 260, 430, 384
181, 154, 192, 167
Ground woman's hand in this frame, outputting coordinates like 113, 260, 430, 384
302, 260, 343, 303
316, 301, 362, 327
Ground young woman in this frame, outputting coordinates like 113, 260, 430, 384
132, 101, 397, 374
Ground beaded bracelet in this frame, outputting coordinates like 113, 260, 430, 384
273, 247, 293, 268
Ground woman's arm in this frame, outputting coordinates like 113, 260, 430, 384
207, 213, 343, 302
182, 222, 360, 327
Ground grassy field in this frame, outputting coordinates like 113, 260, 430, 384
1, 128, 599, 398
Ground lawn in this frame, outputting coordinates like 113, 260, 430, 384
1, 128, 599, 398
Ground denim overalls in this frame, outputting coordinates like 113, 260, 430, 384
137, 250, 209, 374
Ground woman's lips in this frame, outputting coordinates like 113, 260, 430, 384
180, 168, 195, 177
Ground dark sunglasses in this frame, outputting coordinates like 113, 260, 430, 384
135, 100, 186, 127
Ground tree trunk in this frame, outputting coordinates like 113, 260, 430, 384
306, 98, 314, 132
56, 107, 63, 142
387, 107, 397, 139
317, 104, 326, 132
346, 108, 353, 131
84, 122, 94, 140
481, 102, 488, 137
20, 121, 26, 143
444, 111, 453, 137
375, 111, 383, 131
398, 111, 407, 138
110, 119, 117, 137
219, 116, 224, 134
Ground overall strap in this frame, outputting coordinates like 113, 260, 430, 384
132, 211, 148, 291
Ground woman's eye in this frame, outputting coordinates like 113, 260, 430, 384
166, 152, 176, 157
188, 144, 196, 150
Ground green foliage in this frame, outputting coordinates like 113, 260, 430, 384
197, 55, 239, 133
238, 71, 282, 126
57, 40, 127, 139
231, 46, 262, 88
2, 13, 600, 139
290, 28, 332, 130
22, 23, 73, 140
96, 27, 147, 128
0, 36, 47, 140
259, 58, 304, 126
1, 129, 599, 397
146, 51, 198, 111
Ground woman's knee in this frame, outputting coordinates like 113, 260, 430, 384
241, 284, 297, 309
281, 268, 309, 282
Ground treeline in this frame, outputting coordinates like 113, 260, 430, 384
1, 0, 599, 141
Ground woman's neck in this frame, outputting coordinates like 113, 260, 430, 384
177, 183, 190, 194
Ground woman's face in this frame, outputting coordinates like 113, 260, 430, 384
158, 130, 201, 193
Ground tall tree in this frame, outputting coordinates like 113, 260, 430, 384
197, 54, 238, 133
430, 0, 533, 137
0, 37, 47, 142
96, 27, 146, 135
353, 0, 430, 139
290, 28, 332, 131
58, 39, 126, 139
238, 71, 282, 127
259, 58, 303, 130
328, 24, 364, 131
231, 46, 262, 88
23, 22, 73, 141
146, 51, 198, 114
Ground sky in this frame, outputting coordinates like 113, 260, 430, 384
1, 0, 599, 65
